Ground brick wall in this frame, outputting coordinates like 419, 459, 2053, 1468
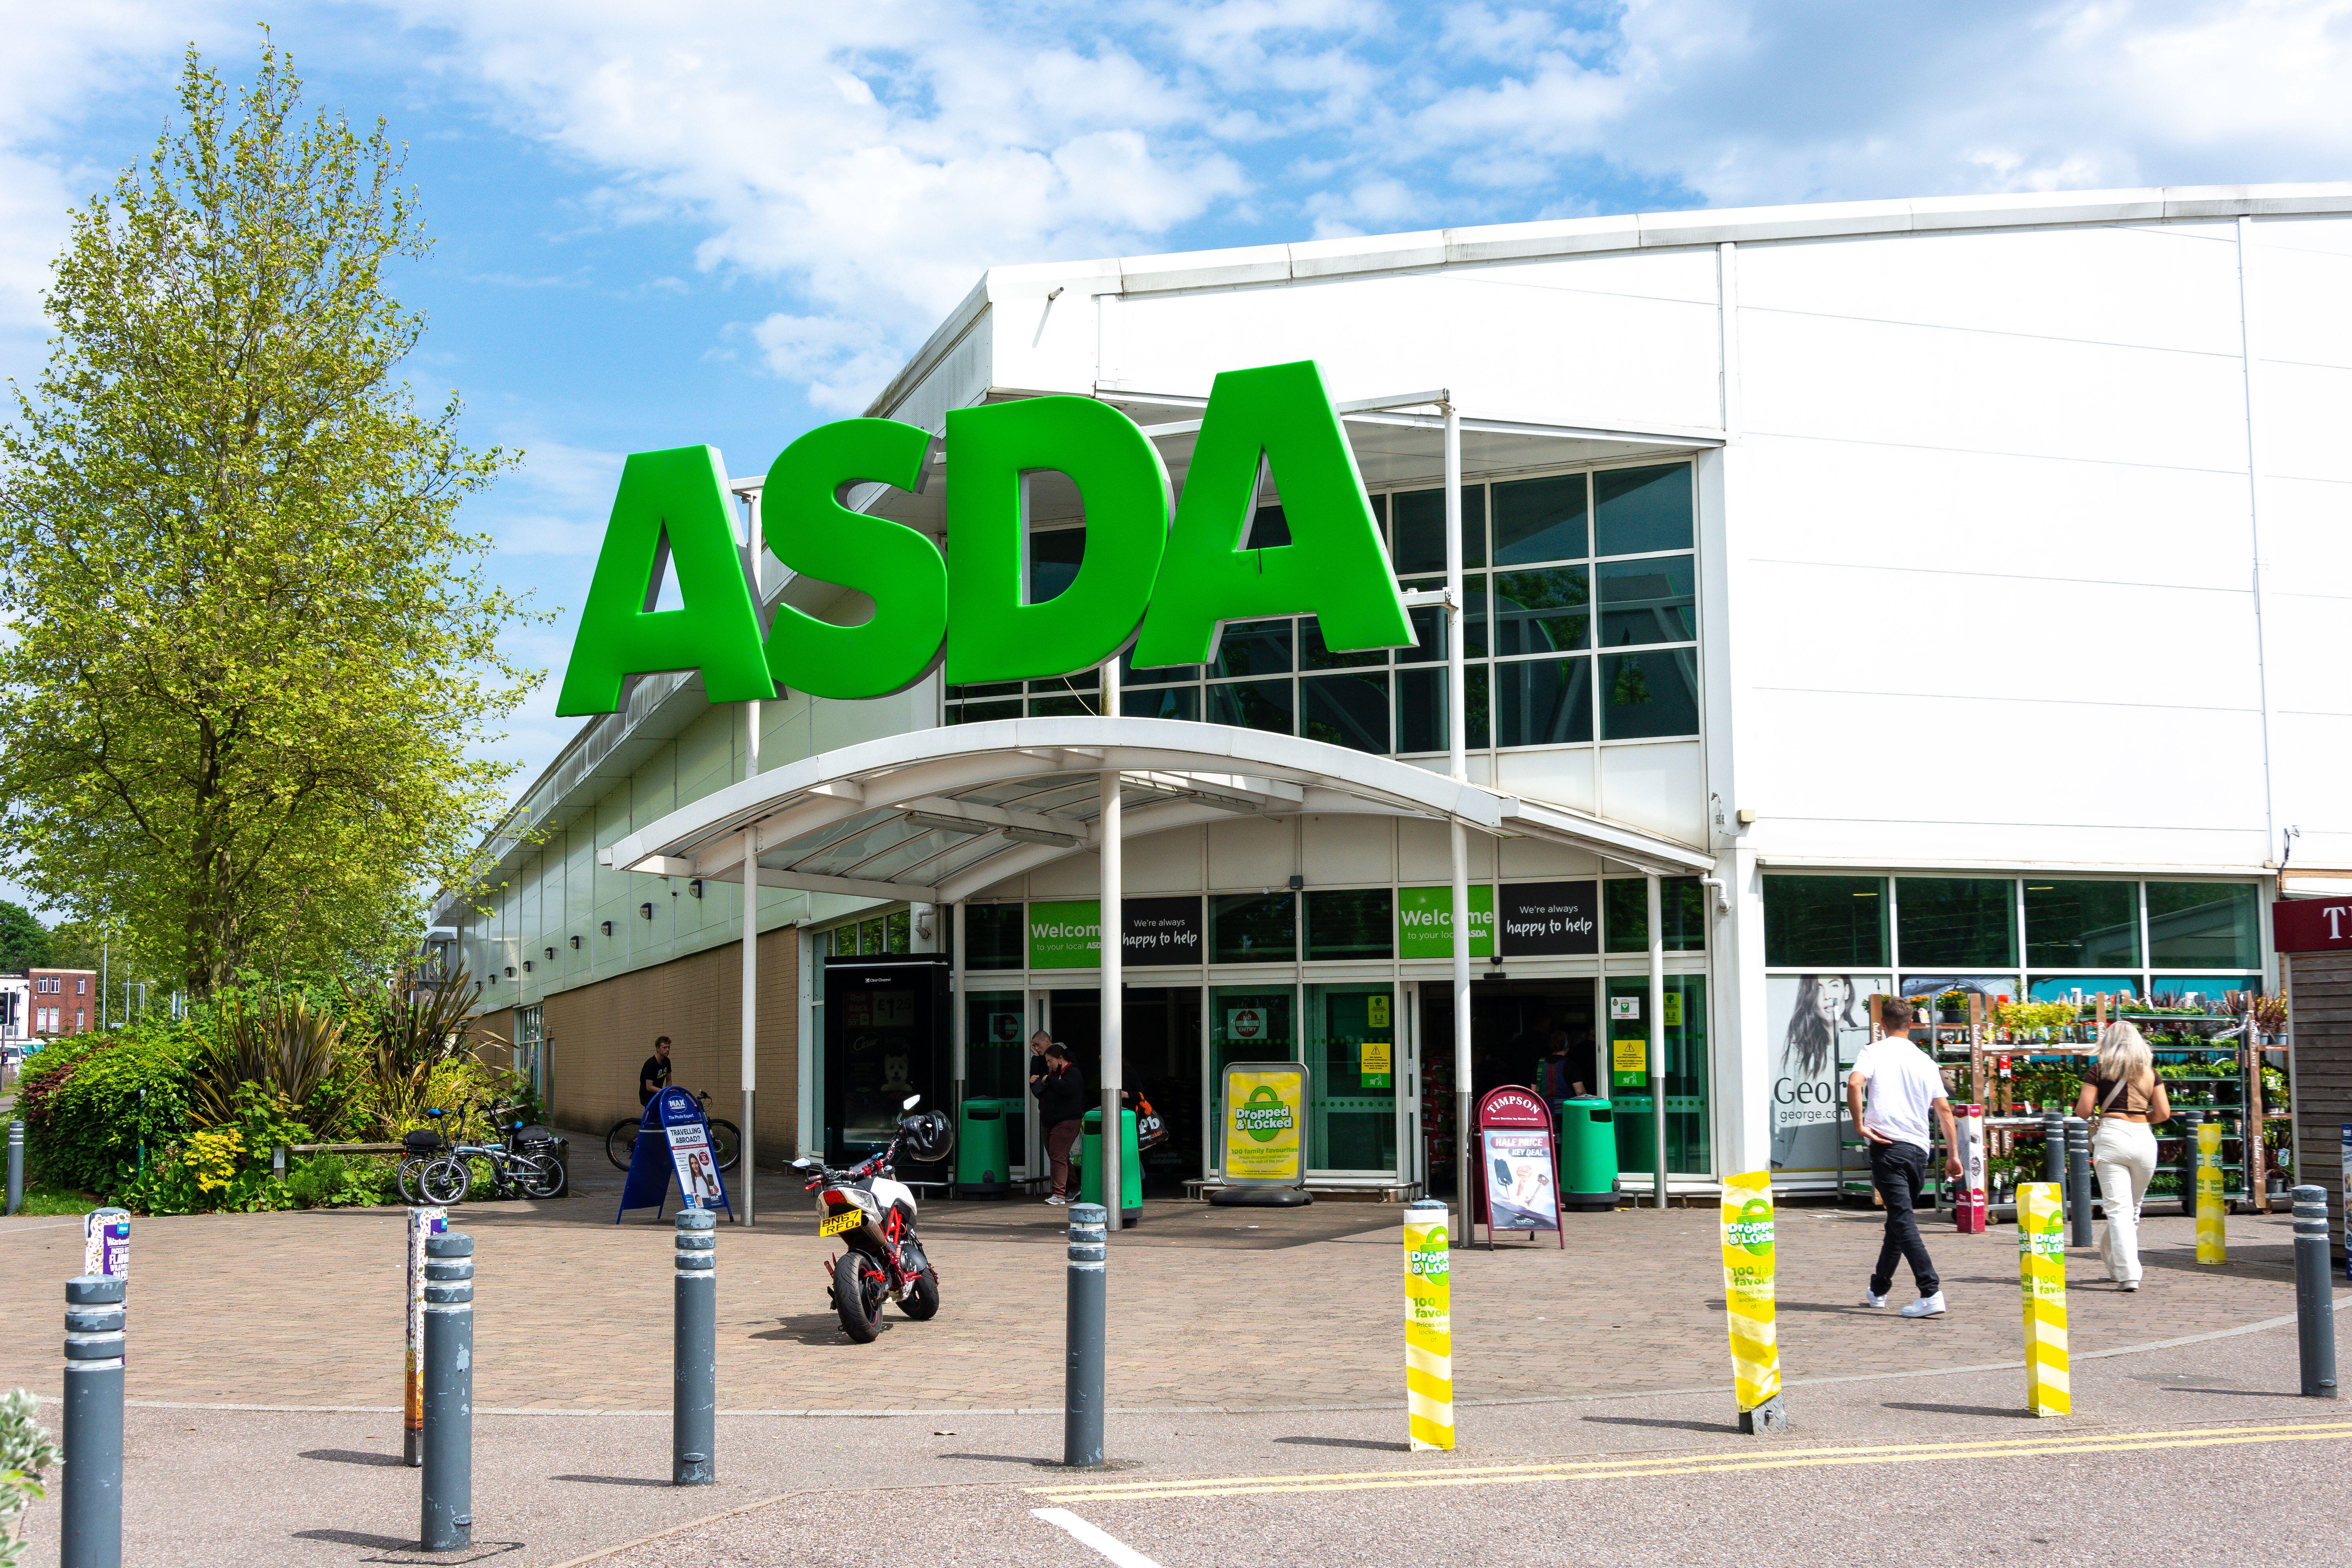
543, 926, 800, 1163
26, 969, 98, 1035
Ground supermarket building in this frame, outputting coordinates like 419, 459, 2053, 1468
435, 183, 2352, 1201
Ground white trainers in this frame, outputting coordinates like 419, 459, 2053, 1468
1044, 1194, 1069, 1206
1901, 1292, 1947, 1318
1860, 1289, 1889, 1308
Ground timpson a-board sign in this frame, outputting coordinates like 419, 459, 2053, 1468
555, 360, 1416, 713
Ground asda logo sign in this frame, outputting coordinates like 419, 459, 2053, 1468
557, 360, 1412, 715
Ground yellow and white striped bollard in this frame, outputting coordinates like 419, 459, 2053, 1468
1402, 1198, 1454, 1452
2017, 1180, 2070, 1417
1719, 1171, 1787, 1434
2196, 1117, 2227, 1265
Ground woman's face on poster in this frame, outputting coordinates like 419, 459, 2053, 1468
1815, 978, 1852, 1019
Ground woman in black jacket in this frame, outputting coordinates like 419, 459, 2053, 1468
1031, 1045, 1087, 1205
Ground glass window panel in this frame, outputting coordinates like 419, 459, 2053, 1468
947, 682, 1022, 700
1599, 649, 1699, 739
1496, 656, 1592, 747
1464, 572, 1488, 658
1213, 619, 1293, 677
1030, 672, 1098, 694
1391, 485, 1487, 574
1604, 878, 1648, 953
949, 699, 1020, 724
1596, 555, 1697, 646
1594, 463, 1693, 556
965, 904, 1025, 969
2023, 880, 2142, 968
1493, 472, 1589, 565
1397, 582, 1445, 664
1662, 877, 1706, 953
1300, 671, 1390, 754
1122, 684, 1199, 722
1123, 648, 1201, 683
1028, 694, 1098, 718
857, 917, 885, 955
2149, 976, 2262, 1009
1394, 666, 1486, 752
1763, 876, 1887, 967
964, 989, 1029, 1152
885, 910, 910, 952
1494, 567, 1590, 654
1306, 982, 1397, 1173
1211, 892, 1297, 964
1896, 877, 2017, 969
1029, 527, 1085, 601
1208, 677, 1294, 737
1248, 503, 1292, 548
2027, 977, 2116, 1003
1301, 616, 1388, 670
1305, 889, 1394, 960
1212, 984, 1296, 1171
2146, 883, 2259, 970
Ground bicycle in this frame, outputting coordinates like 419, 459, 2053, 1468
396, 1105, 462, 1204
416, 1098, 569, 1205
607, 1089, 741, 1172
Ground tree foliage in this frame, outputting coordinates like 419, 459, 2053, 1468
0, 38, 538, 993
0, 902, 49, 970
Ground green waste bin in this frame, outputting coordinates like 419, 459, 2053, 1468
1553, 1097, 1618, 1212
1075, 1107, 1143, 1223
956, 1098, 1014, 1198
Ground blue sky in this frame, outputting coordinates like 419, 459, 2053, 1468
3, 1, 2349, 917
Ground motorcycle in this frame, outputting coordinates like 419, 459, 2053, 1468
790, 1094, 953, 1343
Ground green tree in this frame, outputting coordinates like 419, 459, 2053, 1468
0, 38, 538, 995
0, 902, 50, 970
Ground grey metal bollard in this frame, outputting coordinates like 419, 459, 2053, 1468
2294, 1185, 2338, 1399
7, 1119, 22, 1216
2040, 1111, 2065, 1189
2065, 1117, 2094, 1249
1063, 1201, 1107, 1468
673, 1207, 716, 1485
420, 1232, 474, 1552
61, 1274, 124, 1568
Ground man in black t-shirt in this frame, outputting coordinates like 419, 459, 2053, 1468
640, 1036, 673, 1107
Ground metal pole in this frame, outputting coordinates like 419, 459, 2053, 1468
742, 708, 760, 1229
2065, 1116, 2093, 1247
1063, 1201, 1107, 1466
2041, 1110, 2065, 1196
1443, 399, 1473, 1229
1648, 874, 1666, 1209
61, 1274, 124, 1568
2294, 1184, 2338, 1398
420, 1232, 474, 1552
674, 1207, 717, 1481
951, 898, 968, 1132
6, 1120, 22, 1216
1100, 664, 1122, 1228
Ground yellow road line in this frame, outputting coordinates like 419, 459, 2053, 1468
1030, 1421, 2352, 1504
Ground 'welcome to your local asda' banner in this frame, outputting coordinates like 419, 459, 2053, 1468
1027, 897, 1206, 969
555, 360, 1414, 714
1397, 885, 1494, 960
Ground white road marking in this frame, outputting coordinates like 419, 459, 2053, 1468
0, 1222, 78, 1237
1033, 1506, 1167, 1568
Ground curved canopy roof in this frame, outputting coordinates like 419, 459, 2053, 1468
602, 716, 1713, 905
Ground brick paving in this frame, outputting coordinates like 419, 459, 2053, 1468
0, 1151, 2312, 1415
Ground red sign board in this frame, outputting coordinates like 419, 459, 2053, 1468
2274, 896, 2352, 954
1472, 1087, 1563, 1250
1475, 1086, 1554, 1130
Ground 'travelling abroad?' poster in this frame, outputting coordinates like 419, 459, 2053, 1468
1766, 974, 1885, 1172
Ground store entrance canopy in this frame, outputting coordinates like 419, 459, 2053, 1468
601, 715, 1714, 902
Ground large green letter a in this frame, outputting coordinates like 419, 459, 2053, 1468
1132, 361, 1410, 669
555, 445, 773, 716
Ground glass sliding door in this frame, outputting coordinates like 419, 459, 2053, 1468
1605, 975, 1710, 1176
1305, 983, 1397, 1174
966, 989, 1027, 1170
1210, 984, 1294, 1177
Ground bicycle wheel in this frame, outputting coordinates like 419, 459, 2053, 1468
396, 1154, 426, 1204
517, 1150, 568, 1200
607, 1119, 641, 1169
707, 1118, 742, 1172
417, 1155, 470, 1206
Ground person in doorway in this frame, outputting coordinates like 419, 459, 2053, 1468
2074, 1021, 2170, 1292
1031, 1044, 1088, 1206
1027, 1030, 1053, 1095
639, 1036, 673, 1107
1847, 997, 1962, 1318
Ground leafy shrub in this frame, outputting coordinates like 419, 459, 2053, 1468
17, 1028, 197, 1196
0, 1387, 60, 1567
189, 991, 362, 1138
284, 1151, 396, 1209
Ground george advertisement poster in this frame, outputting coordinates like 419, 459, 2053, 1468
1222, 1063, 1308, 1185
1766, 974, 1888, 1173
1481, 1129, 1560, 1232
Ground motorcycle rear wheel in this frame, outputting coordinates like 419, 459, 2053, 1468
833, 1250, 884, 1343
900, 1261, 941, 1321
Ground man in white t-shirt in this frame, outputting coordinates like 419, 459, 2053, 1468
1847, 996, 1963, 1318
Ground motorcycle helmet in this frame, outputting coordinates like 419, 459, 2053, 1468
900, 1109, 954, 1164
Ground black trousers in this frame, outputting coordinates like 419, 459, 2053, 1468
1869, 1140, 1940, 1297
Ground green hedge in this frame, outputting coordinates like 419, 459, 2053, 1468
16, 1027, 198, 1196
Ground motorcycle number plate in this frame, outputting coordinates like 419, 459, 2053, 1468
819, 1211, 863, 1237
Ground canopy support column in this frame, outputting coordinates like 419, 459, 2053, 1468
1444, 397, 1472, 1230
1100, 668, 1123, 1231
950, 899, 967, 1142
1648, 873, 1666, 1209
741, 702, 760, 1227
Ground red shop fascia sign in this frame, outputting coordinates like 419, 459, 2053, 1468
2272, 896, 2352, 954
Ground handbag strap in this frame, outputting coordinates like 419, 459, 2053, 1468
2098, 1073, 2133, 1112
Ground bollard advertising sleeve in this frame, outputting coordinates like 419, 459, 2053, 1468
1402, 1200, 1454, 1452
405, 1207, 445, 1467
1718, 1171, 1782, 1416
1956, 1105, 1987, 1234
2196, 1120, 2227, 1265
2016, 1181, 2070, 1417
